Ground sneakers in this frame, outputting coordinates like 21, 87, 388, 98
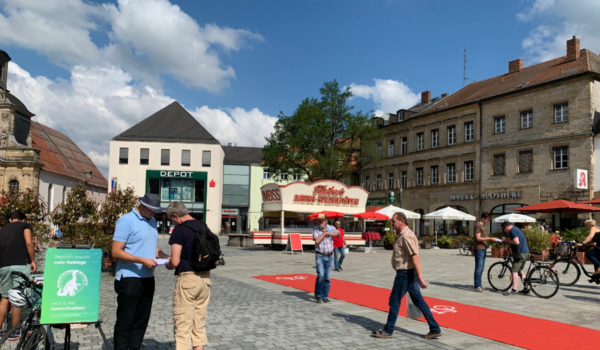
504, 289, 518, 296
422, 331, 443, 339
339, 266, 343, 271
372, 329, 393, 338
316, 297, 323, 304
518, 288, 530, 295
473, 287, 487, 293
323, 298, 331, 304
334, 268, 340, 272
9, 330, 21, 341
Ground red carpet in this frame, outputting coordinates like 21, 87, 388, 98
254, 273, 600, 350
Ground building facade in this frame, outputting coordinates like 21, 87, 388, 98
363, 37, 600, 234
108, 102, 225, 234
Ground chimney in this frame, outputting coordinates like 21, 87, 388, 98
567, 36, 580, 61
441, 93, 448, 98
421, 91, 431, 105
509, 59, 523, 73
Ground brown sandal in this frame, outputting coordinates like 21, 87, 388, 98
371, 329, 392, 338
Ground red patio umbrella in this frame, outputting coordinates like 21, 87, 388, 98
307, 211, 345, 219
365, 206, 384, 213
578, 198, 600, 205
353, 212, 389, 220
511, 199, 600, 230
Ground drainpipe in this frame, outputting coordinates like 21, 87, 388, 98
478, 101, 483, 219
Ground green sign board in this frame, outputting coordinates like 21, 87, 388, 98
389, 192, 396, 204
367, 198, 387, 206
40, 249, 102, 324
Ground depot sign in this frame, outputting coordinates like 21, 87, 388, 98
261, 180, 369, 215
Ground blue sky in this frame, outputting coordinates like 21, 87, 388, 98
1, 0, 599, 177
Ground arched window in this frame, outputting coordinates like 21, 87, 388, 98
433, 205, 471, 236
8, 180, 19, 191
48, 184, 53, 213
490, 203, 532, 234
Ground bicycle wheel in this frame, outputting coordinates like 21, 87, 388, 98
0, 324, 23, 348
552, 260, 580, 286
458, 242, 469, 256
487, 261, 513, 292
528, 265, 560, 299
23, 325, 47, 350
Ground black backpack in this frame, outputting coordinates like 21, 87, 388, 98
181, 222, 221, 272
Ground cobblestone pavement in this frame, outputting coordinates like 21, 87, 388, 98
6, 236, 599, 349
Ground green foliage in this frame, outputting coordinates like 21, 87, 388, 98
98, 187, 138, 257
522, 227, 551, 252
561, 227, 589, 242
489, 232, 505, 248
0, 188, 47, 226
382, 232, 397, 246
51, 182, 99, 247
438, 235, 454, 247
263, 80, 382, 182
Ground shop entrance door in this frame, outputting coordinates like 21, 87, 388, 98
222, 208, 240, 235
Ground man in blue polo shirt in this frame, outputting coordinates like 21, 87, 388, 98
112, 193, 170, 350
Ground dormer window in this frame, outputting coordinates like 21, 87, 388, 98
398, 111, 404, 122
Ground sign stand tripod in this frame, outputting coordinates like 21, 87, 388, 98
286, 233, 304, 255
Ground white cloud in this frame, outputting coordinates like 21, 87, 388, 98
0, 0, 264, 91
349, 79, 420, 117
518, 0, 600, 63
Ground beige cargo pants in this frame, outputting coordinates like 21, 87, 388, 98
173, 273, 212, 349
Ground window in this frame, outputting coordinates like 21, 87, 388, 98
401, 137, 407, 155
519, 150, 533, 173
280, 173, 288, 181
388, 172, 394, 189
119, 148, 128, 164
62, 187, 67, 204
48, 183, 53, 212
341, 178, 347, 185
263, 169, 269, 179
384, 118, 390, 126
495, 116, 505, 134
553, 146, 568, 169
181, 150, 191, 167
416, 168, 423, 186
464, 161, 474, 181
388, 140, 395, 157
364, 176, 370, 190
520, 110, 533, 129
555, 103, 568, 123
430, 166, 438, 184
431, 129, 439, 148
8, 180, 18, 191
401, 171, 407, 188
494, 154, 506, 175
161, 149, 170, 166
376, 174, 382, 190
140, 148, 149, 165
202, 150, 211, 166
376, 142, 382, 156
398, 111, 404, 122
416, 133, 424, 151
447, 126, 456, 145
447, 163, 456, 183
465, 122, 474, 142
293, 173, 302, 181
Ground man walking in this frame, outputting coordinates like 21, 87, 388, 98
112, 193, 170, 350
313, 214, 339, 304
0, 211, 36, 340
501, 222, 531, 295
333, 221, 347, 272
372, 212, 441, 340
166, 202, 213, 350
473, 212, 496, 292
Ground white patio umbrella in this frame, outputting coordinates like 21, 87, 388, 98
376, 205, 421, 219
492, 213, 536, 223
423, 207, 476, 248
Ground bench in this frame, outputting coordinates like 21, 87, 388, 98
227, 234, 254, 248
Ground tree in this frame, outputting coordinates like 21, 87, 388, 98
0, 188, 49, 242
51, 182, 100, 247
98, 186, 138, 258
263, 80, 382, 182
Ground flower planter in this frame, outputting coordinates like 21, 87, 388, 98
532, 251, 549, 261
574, 252, 592, 265
384, 242, 394, 250
491, 247, 509, 258
438, 243, 451, 249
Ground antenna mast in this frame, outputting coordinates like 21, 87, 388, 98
463, 49, 468, 87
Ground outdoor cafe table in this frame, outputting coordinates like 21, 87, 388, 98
362, 232, 381, 253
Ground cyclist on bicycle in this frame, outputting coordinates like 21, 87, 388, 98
501, 222, 530, 296
582, 219, 600, 282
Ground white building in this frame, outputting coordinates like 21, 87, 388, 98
108, 102, 224, 233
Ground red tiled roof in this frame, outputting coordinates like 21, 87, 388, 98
416, 49, 600, 117
30, 121, 107, 189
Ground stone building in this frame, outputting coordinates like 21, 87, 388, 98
363, 37, 600, 234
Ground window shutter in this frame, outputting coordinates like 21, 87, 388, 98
161, 149, 170, 165
119, 148, 128, 159
519, 151, 532, 173
182, 150, 191, 165
494, 154, 505, 175
202, 151, 211, 166
140, 148, 149, 160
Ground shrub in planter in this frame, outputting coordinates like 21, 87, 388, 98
438, 235, 453, 248
523, 227, 551, 261
561, 227, 589, 243
382, 232, 397, 250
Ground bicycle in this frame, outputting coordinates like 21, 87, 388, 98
458, 238, 473, 256
487, 248, 560, 299
550, 241, 599, 286
0, 271, 48, 349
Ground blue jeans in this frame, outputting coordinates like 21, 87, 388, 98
585, 247, 600, 271
333, 247, 346, 270
315, 253, 334, 299
473, 249, 486, 288
383, 269, 440, 335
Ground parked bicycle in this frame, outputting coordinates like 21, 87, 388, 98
487, 248, 560, 298
0, 271, 47, 349
458, 238, 474, 256
550, 241, 599, 286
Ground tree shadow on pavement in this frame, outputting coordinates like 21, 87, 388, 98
330, 313, 424, 338
564, 295, 600, 304
429, 281, 473, 291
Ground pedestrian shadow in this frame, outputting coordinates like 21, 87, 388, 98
564, 295, 600, 304
330, 313, 424, 338
429, 281, 473, 291
101, 337, 174, 350
281, 290, 315, 302
561, 282, 600, 290
560, 286, 600, 295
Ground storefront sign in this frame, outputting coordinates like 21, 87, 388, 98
389, 192, 396, 204
450, 192, 522, 201
40, 249, 102, 324
575, 169, 588, 190
159, 170, 195, 178
222, 209, 239, 215
367, 198, 387, 205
